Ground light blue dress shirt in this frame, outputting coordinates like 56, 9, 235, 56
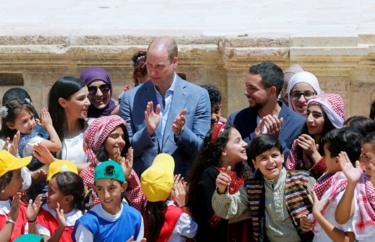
155, 73, 177, 139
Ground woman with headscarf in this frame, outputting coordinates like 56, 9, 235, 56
80, 67, 118, 118
286, 93, 345, 178
287, 71, 322, 116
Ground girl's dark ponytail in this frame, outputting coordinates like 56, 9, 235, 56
146, 201, 166, 242
54, 171, 85, 211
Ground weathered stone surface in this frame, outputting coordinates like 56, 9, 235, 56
1, 35, 375, 117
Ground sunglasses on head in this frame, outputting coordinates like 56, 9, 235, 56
88, 84, 111, 95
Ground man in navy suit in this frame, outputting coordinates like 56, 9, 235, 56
228, 62, 305, 157
120, 37, 211, 176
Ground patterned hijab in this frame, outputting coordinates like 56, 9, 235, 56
307, 93, 345, 128
83, 115, 127, 166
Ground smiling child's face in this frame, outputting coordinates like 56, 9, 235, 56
94, 179, 125, 215
252, 147, 284, 180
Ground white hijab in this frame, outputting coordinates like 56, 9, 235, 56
287, 71, 321, 107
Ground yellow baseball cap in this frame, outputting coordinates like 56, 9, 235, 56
0, 150, 31, 177
47, 160, 78, 180
141, 153, 175, 202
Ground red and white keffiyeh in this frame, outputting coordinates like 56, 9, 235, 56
352, 174, 375, 240
83, 115, 127, 166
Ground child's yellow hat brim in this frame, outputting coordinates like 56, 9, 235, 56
0, 150, 31, 177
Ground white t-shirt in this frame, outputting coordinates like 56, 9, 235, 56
313, 189, 354, 242
60, 132, 86, 164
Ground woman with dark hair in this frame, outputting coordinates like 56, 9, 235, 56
48, 76, 90, 169
187, 123, 248, 242
80, 67, 118, 118
286, 93, 345, 178
79, 115, 144, 210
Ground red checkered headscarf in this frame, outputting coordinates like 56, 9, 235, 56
83, 115, 127, 166
307, 93, 345, 128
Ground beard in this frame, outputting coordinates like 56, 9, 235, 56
250, 99, 266, 111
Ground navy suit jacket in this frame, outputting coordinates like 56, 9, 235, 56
228, 102, 305, 157
120, 76, 211, 176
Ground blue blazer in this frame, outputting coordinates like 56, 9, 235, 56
120, 76, 211, 176
228, 101, 305, 157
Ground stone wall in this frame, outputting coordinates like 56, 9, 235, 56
1, 35, 375, 118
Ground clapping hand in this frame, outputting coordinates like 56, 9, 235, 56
2, 131, 20, 156
255, 115, 283, 137
297, 134, 318, 155
9, 192, 22, 222
120, 147, 134, 181
144, 101, 161, 135
33, 143, 56, 164
26, 194, 43, 223
56, 203, 67, 227
172, 109, 187, 135
171, 174, 187, 207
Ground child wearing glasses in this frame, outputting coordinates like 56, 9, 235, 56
80, 67, 118, 118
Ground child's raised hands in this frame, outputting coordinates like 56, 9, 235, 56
216, 166, 232, 194
171, 174, 187, 207
26, 194, 43, 223
38, 108, 53, 128
337, 151, 362, 183
120, 147, 134, 180
56, 202, 67, 227
310, 190, 329, 216
9, 192, 22, 222
33, 143, 56, 164
2, 131, 20, 156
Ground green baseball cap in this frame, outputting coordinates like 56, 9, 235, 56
94, 160, 125, 184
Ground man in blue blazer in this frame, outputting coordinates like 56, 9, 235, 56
228, 62, 305, 157
120, 37, 211, 176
